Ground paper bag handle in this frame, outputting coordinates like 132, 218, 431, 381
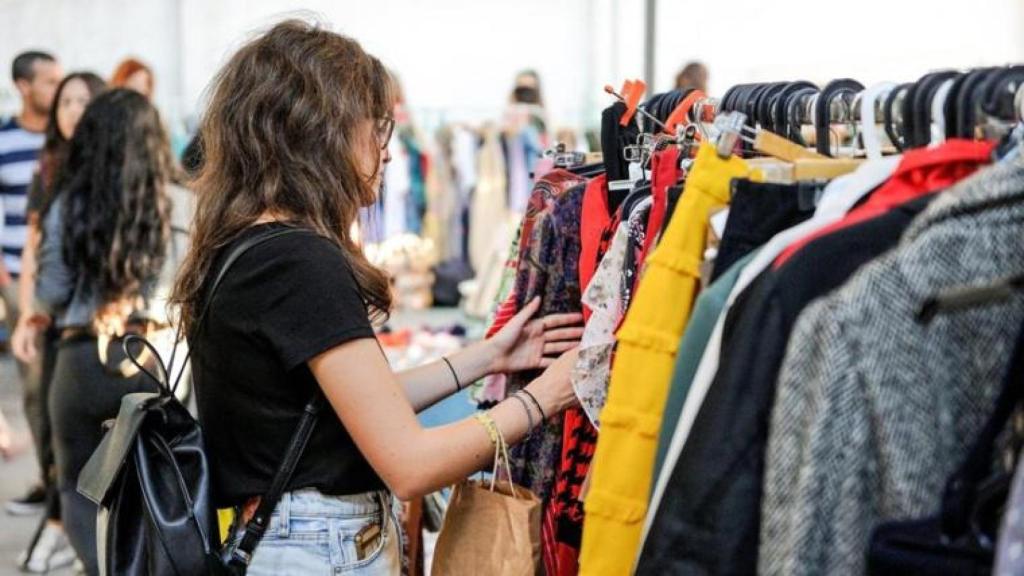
487, 420, 520, 500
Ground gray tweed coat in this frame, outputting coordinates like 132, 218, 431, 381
760, 149, 1024, 576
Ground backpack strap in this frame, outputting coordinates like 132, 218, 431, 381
167, 226, 308, 394
228, 394, 326, 567
196, 227, 308, 330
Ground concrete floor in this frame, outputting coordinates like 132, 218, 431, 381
0, 351, 74, 576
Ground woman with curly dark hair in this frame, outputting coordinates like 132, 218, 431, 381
9, 70, 105, 574
172, 20, 581, 574
21, 87, 192, 575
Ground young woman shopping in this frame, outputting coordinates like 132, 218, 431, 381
23, 88, 190, 575
171, 20, 582, 575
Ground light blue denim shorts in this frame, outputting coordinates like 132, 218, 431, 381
231, 489, 402, 575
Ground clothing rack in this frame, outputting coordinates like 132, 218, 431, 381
473, 63, 1024, 576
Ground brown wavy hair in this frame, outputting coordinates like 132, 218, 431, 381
172, 19, 393, 333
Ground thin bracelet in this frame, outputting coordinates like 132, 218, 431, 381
474, 412, 500, 448
519, 389, 547, 421
442, 356, 461, 392
510, 393, 536, 431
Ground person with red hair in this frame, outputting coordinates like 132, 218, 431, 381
110, 57, 153, 99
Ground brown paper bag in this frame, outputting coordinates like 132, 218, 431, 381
432, 422, 542, 575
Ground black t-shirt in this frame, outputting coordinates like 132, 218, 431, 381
191, 223, 384, 507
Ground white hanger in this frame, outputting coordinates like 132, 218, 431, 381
860, 82, 896, 160
929, 79, 957, 147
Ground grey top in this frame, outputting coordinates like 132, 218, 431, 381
760, 149, 1024, 576
35, 183, 193, 329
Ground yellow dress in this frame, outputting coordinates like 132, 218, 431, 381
580, 144, 757, 574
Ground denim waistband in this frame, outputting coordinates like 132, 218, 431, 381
275, 489, 390, 518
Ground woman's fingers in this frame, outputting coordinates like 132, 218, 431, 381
543, 326, 585, 342
540, 312, 584, 329
543, 340, 578, 355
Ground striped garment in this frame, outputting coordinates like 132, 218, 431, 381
0, 117, 45, 277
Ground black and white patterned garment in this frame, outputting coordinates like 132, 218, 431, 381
760, 149, 1024, 576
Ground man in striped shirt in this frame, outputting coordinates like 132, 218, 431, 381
1, 52, 59, 294
1, 51, 61, 525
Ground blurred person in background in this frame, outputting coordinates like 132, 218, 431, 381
10, 71, 106, 574
110, 57, 154, 100
675, 60, 709, 92
1, 49, 61, 519
508, 68, 548, 138
503, 69, 548, 213
19, 88, 189, 575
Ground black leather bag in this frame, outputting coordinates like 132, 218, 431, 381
77, 227, 323, 575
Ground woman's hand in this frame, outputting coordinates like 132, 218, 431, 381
11, 313, 48, 364
525, 348, 581, 417
488, 297, 584, 374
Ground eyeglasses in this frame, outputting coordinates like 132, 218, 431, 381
376, 116, 395, 150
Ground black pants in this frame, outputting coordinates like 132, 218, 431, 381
38, 328, 61, 521
49, 337, 156, 576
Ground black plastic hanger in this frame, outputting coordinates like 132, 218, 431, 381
771, 81, 817, 136
884, 83, 912, 151
911, 71, 960, 148
755, 82, 788, 129
743, 84, 769, 122
957, 68, 1001, 139
943, 72, 972, 141
784, 86, 819, 145
980, 66, 1024, 125
815, 78, 864, 156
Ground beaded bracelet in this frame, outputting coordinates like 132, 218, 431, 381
474, 412, 500, 449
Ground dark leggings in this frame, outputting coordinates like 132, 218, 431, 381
39, 329, 61, 521
49, 337, 156, 576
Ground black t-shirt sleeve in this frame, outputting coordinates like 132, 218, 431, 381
253, 234, 377, 371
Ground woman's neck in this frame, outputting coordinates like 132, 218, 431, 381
254, 211, 288, 225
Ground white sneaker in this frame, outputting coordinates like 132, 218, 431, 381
16, 523, 77, 573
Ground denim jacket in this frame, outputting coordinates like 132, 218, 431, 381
35, 183, 193, 329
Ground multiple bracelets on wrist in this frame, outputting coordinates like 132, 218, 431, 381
511, 390, 547, 431
518, 389, 547, 422
475, 390, 550, 446
509, 393, 536, 431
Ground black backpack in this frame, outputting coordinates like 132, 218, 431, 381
78, 227, 324, 575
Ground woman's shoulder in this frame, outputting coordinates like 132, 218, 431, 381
235, 224, 350, 280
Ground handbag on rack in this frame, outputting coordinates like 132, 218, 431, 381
77, 227, 322, 576
431, 418, 543, 576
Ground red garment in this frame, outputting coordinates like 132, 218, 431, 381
485, 170, 589, 339
643, 147, 680, 258
578, 175, 610, 321
485, 292, 517, 338
543, 174, 617, 576
774, 139, 996, 268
